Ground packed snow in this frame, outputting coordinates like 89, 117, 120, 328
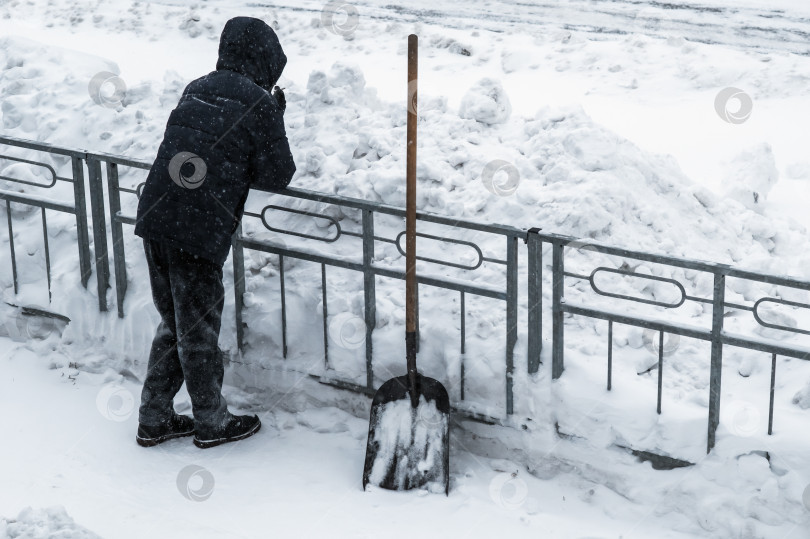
0, 506, 101, 539
365, 395, 448, 493
2, 0, 810, 537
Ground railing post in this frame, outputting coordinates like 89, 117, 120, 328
86, 157, 110, 312
768, 353, 777, 435
71, 156, 92, 289
506, 235, 518, 415
321, 264, 329, 369
707, 271, 725, 452
106, 162, 127, 318
460, 291, 466, 400
362, 209, 376, 391
552, 241, 565, 379
415, 281, 420, 353
526, 228, 542, 374
279, 254, 288, 358
41, 208, 51, 302
5, 200, 17, 294
232, 226, 246, 352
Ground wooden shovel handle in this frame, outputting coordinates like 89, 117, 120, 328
406, 35, 417, 334
406, 34, 418, 398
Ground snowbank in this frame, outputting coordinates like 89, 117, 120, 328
0, 507, 101, 539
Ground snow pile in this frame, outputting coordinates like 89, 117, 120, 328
284, 60, 810, 279
458, 77, 511, 125
721, 143, 780, 211
0, 35, 182, 160
0, 507, 100, 539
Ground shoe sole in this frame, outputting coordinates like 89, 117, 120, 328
136, 429, 195, 448
193, 420, 261, 449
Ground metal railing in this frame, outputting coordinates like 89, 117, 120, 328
527, 230, 810, 452
92, 155, 152, 318
231, 187, 523, 422
101, 153, 524, 421
3, 134, 810, 454
0, 135, 95, 304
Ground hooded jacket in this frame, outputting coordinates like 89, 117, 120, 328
135, 16, 295, 267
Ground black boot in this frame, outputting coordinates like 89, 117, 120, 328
136, 414, 195, 447
194, 414, 261, 449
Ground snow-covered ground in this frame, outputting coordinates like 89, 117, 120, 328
2, 0, 810, 537
2, 344, 723, 538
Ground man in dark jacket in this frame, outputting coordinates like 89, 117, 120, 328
133, 16, 295, 448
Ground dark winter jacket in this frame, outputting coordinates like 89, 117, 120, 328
135, 16, 295, 266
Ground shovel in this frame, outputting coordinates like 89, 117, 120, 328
362, 34, 451, 495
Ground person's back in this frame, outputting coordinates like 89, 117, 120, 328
133, 16, 295, 449
135, 16, 295, 266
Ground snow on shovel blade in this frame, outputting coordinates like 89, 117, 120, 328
362, 374, 450, 494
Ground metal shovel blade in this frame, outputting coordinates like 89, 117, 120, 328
362, 373, 450, 494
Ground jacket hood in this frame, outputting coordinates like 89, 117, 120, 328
216, 17, 286, 92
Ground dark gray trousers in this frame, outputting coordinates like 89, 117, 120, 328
138, 239, 229, 429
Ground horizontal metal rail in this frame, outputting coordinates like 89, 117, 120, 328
565, 302, 810, 360
270, 186, 526, 239
0, 134, 89, 159
0, 189, 75, 213
538, 231, 810, 290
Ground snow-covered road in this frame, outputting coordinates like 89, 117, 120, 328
259, 0, 810, 55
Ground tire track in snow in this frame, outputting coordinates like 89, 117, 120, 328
245, 0, 810, 55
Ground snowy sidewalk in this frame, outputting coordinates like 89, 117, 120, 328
1, 341, 710, 538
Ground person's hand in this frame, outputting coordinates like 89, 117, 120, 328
272, 86, 286, 113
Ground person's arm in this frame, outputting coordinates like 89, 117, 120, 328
249, 94, 295, 191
